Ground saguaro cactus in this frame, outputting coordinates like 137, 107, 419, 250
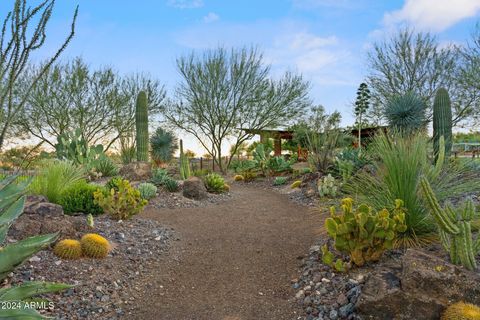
135, 91, 149, 162
420, 176, 479, 270
179, 139, 190, 180
433, 88, 452, 161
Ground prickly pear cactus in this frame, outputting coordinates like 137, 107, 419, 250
55, 128, 104, 165
317, 174, 338, 197
324, 198, 407, 267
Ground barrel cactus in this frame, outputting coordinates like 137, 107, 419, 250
80, 233, 111, 259
135, 91, 149, 162
433, 88, 453, 161
441, 302, 480, 320
53, 239, 83, 260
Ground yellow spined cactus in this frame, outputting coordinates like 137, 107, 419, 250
291, 180, 302, 189
233, 175, 244, 181
441, 302, 480, 320
53, 239, 83, 260
223, 184, 230, 192
80, 233, 111, 259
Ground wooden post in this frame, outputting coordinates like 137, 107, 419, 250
200, 157, 203, 170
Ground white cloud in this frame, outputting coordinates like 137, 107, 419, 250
384, 0, 480, 32
167, 0, 204, 9
203, 12, 219, 23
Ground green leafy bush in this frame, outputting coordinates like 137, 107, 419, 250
204, 173, 225, 193
58, 180, 104, 215
94, 179, 147, 220
30, 160, 85, 203
273, 176, 287, 186
323, 198, 407, 269
137, 182, 158, 200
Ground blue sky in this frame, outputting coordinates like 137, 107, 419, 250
2, 0, 480, 153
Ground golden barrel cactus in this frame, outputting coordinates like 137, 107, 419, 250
80, 233, 111, 259
53, 239, 83, 260
233, 175, 244, 181
441, 302, 480, 320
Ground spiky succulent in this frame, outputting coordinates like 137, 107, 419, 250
80, 233, 111, 259
204, 173, 225, 193
150, 127, 179, 165
53, 239, 83, 260
137, 182, 157, 200
441, 302, 480, 320
384, 92, 426, 134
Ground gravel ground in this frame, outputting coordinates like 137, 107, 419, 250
8, 216, 174, 320
147, 188, 233, 209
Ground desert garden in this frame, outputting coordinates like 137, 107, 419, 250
0, 1, 479, 320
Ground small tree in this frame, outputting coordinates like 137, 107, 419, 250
354, 83, 370, 151
0, 0, 78, 150
164, 47, 310, 173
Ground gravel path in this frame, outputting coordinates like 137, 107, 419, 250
131, 183, 318, 320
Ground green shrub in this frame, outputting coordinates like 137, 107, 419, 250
150, 168, 169, 187
193, 168, 210, 177
323, 198, 407, 270
59, 181, 103, 215
163, 177, 179, 192
137, 182, 157, 200
91, 155, 118, 177
30, 160, 85, 203
344, 132, 479, 247
204, 173, 225, 193
105, 176, 123, 192
273, 176, 287, 186
94, 179, 147, 220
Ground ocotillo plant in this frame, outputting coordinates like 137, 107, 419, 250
179, 139, 191, 180
420, 176, 479, 270
433, 88, 452, 161
135, 91, 149, 162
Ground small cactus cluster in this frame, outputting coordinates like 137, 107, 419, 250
317, 174, 337, 198
441, 302, 480, 320
53, 233, 111, 260
323, 198, 407, 267
234, 175, 244, 182
420, 176, 480, 270
291, 180, 302, 189
53, 239, 83, 260
81, 233, 111, 258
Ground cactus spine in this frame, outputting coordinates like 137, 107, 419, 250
179, 139, 190, 180
441, 302, 480, 320
433, 88, 452, 161
81, 233, 111, 259
135, 91, 149, 162
53, 239, 83, 260
420, 176, 479, 270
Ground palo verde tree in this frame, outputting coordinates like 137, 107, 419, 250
354, 82, 370, 151
0, 0, 78, 150
164, 47, 311, 173
366, 29, 469, 124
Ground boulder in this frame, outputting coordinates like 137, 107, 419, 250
119, 161, 152, 181
9, 196, 86, 240
182, 177, 207, 200
356, 249, 480, 320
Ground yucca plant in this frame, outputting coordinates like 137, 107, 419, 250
0, 176, 71, 318
384, 92, 427, 134
150, 127, 178, 166
344, 131, 479, 247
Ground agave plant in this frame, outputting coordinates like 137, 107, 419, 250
0, 176, 71, 318
384, 92, 427, 134
150, 127, 178, 166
